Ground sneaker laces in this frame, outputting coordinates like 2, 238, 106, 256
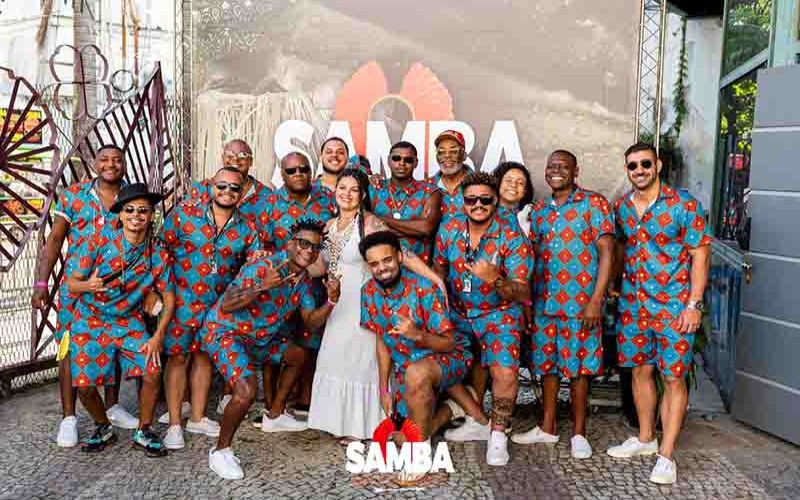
88, 423, 111, 443
622, 436, 640, 447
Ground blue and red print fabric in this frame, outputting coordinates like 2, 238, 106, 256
67, 223, 174, 387
158, 200, 258, 354
189, 176, 272, 247
370, 179, 439, 263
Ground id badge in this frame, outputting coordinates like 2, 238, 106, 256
463, 275, 472, 293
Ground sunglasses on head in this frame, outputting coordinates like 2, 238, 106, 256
463, 195, 496, 207
214, 181, 243, 193
626, 159, 654, 171
122, 205, 154, 215
390, 155, 416, 165
292, 237, 323, 252
284, 165, 312, 176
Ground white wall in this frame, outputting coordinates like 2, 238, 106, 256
661, 13, 724, 210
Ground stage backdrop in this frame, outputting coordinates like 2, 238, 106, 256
189, 0, 641, 200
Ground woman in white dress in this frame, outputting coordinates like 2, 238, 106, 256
307, 168, 446, 443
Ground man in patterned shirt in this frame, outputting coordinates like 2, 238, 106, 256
369, 141, 442, 264
314, 136, 350, 192
158, 167, 259, 450
188, 139, 273, 246
66, 183, 175, 456
202, 219, 339, 480
511, 150, 615, 460
430, 130, 473, 221
360, 231, 477, 442
606, 142, 712, 485
433, 172, 533, 467
31, 145, 139, 447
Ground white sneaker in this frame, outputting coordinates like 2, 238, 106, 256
444, 416, 491, 442
260, 410, 308, 433
163, 425, 185, 450
217, 395, 233, 414
158, 401, 191, 425
649, 454, 677, 484
209, 447, 244, 480
570, 435, 593, 459
443, 399, 466, 420
606, 436, 659, 458
486, 430, 510, 466
56, 416, 78, 448
106, 404, 139, 430
186, 417, 221, 437
511, 426, 559, 445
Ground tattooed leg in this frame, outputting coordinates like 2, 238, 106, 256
491, 396, 515, 430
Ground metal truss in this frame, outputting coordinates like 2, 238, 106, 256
635, 0, 668, 150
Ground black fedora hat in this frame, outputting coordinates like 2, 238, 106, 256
110, 183, 165, 213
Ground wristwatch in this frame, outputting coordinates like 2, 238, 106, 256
686, 300, 706, 313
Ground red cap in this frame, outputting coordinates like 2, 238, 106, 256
435, 129, 465, 148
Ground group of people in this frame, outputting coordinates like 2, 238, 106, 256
32, 129, 711, 485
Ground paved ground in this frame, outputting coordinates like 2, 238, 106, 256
1, 380, 798, 500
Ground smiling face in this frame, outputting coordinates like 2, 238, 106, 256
545, 152, 578, 192
287, 229, 322, 269
119, 198, 154, 234
212, 169, 245, 209
321, 139, 348, 175
436, 138, 466, 176
335, 175, 363, 213
95, 148, 125, 184
463, 184, 497, 224
499, 168, 528, 207
625, 149, 661, 191
221, 140, 253, 177
364, 243, 403, 289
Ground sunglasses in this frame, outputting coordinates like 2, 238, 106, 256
292, 237, 323, 252
223, 152, 253, 161
626, 159, 654, 171
284, 165, 312, 176
122, 205, 154, 215
463, 195, 496, 207
214, 181, 243, 193
391, 155, 416, 165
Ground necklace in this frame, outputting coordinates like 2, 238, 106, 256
324, 213, 358, 275
387, 180, 413, 219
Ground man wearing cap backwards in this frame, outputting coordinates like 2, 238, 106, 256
202, 218, 339, 480
31, 144, 140, 448
431, 130, 473, 221
433, 172, 533, 467
369, 141, 442, 264
156, 166, 260, 450
65, 183, 175, 456
189, 139, 273, 247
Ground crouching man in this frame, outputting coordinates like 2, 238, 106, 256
66, 183, 175, 456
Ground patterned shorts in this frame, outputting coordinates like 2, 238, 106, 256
69, 322, 158, 387
529, 315, 603, 378
453, 310, 522, 369
203, 331, 289, 386
616, 315, 694, 378
395, 350, 472, 417
163, 322, 201, 355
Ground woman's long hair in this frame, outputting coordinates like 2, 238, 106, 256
336, 167, 371, 239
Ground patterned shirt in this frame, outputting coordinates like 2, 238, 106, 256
361, 271, 464, 372
203, 252, 316, 344
70, 223, 174, 337
529, 187, 615, 318
370, 178, 439, 263
159, 199, 259, 327
188, 176, 272, 246
431, 166, 473, 220
434, 213, 533, 319
613, 183, 713, 320
264, 185, 336, 251
52, 179, 125, 329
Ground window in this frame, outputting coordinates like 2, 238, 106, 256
722, 0, 773, 76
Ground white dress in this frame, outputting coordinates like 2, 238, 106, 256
307, 218, 383, 439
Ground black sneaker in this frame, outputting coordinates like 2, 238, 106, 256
81, 423, 117, 453
252, 410, 265, 428
293, 404, 310, 417
132, 427, 168, 457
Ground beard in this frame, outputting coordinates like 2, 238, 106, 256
322, 164, 344, 175
375, 271, 402, 290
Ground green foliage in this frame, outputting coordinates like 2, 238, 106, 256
672, 19, 689, 138
719, 75, 759, 154
723, 0, 773, 75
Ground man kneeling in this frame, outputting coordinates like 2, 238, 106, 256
201, 219, 338, 480
359, 231, 478, 480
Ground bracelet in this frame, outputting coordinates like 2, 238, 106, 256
34, 281, 49, 289
379, 388, 391, 397
327, 299, 337, 307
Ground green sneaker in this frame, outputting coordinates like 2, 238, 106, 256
132, 427, 168, 457
81, 423, 117, 453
